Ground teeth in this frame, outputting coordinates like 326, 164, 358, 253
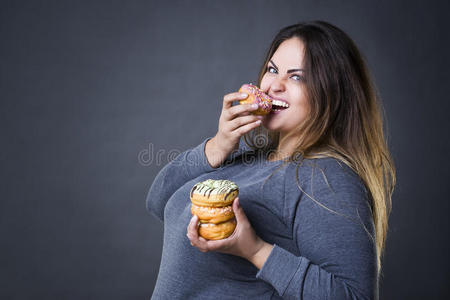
272, 99, 289, 108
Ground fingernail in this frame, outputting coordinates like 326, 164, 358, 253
251, 104, 258, 109
240, 93, 248, 98
257, 115, 263, 119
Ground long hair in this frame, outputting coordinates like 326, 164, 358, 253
243, 21, 396, 276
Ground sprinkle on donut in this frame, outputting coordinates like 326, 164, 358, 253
238, 83, 273, 115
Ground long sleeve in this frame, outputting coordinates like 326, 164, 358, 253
145, 137, 216, 222
256, 159, 378, 299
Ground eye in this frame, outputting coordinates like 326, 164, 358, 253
291, 74, 306, 82
266, 66, 277, 74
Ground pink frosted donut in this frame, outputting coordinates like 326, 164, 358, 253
238, 83, 273, 115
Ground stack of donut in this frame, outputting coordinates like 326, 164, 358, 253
238, 83, 273, 115
190, 179, 239, 240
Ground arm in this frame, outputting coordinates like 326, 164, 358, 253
254, 160, 378, 299
147, 89, 260, 221
204, 135, 239, 168
145, 137, 217, 222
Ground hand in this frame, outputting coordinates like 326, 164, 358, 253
216, 90, 264, 152
205, 90, 263, 168
186, 197, 265, 261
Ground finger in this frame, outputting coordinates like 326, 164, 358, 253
227, 103, 259, 120
231, 119, 262, 136
203, 238, 229, 251
229, 115, 263, 132
223, 92, 249, 110
233, 197, 245, 221
187, 215, 210, 251
187, 215, 199, 239
232, 197, 248, 224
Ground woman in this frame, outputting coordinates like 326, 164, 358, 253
146, 21, 395, 299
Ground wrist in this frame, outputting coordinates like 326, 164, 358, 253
205, 137, 225, 169
248, 239, 274, 270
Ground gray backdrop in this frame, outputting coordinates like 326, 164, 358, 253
1, 0, 449, 299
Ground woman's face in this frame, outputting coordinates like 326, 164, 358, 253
260, 37, 309, 134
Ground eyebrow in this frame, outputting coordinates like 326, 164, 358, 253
269, 60, 304, 73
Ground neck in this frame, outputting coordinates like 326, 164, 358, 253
269, 132, 298, 161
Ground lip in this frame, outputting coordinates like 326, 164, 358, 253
269, 108, 285, 115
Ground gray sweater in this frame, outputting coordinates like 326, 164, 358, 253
146, 137, 377, 299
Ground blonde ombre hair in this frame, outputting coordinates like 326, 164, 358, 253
243, 21, 396, 276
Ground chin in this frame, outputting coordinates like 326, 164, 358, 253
262, 119, 281, 132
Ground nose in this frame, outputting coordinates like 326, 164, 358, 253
268, 76, 286, 94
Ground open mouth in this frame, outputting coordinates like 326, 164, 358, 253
271, 99, 289, 112
271, 105, 288, 112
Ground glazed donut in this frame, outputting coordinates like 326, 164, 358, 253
198, 218, 237, 240
190, 179, 238, 240
191, 203, 235, 224
238, 83, 273, 115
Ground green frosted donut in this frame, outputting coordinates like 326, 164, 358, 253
190, 179, 238, 199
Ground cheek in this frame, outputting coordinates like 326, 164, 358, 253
260, 74, 271, 90
290, 93, 310, 117
295, 100, 309, 116
294, 88, 309, 110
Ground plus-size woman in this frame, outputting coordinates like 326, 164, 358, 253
146, 21, 395, 299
